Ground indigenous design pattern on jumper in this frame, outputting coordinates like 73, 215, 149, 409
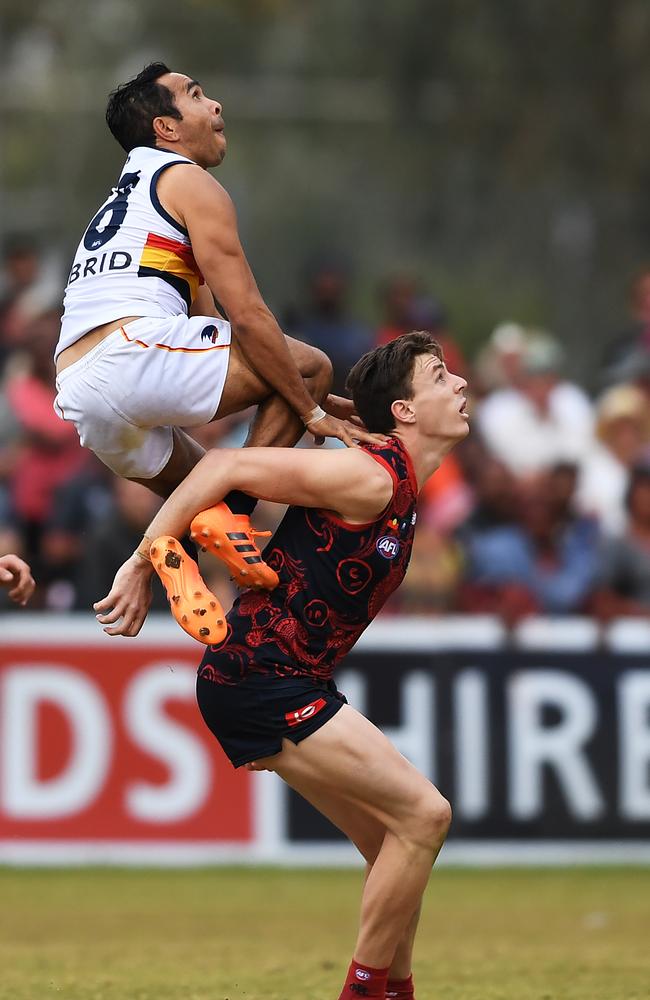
198, 437, 418, 685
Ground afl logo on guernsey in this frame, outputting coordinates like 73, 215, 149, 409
376, 535, 401, 559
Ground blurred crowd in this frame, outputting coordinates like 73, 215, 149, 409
1, 237, 650, 623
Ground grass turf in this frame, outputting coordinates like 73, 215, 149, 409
1, 866, 648, 999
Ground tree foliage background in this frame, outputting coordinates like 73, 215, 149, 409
2, 0, 650, 381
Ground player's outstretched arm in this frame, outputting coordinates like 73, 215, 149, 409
93, 448, 394, 637
159, 165, 380, 448
139, 446, 395, 556
0, 554, 35, 606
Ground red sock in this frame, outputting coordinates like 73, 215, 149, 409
386, 973, 414, 998
338, 959, 390, 998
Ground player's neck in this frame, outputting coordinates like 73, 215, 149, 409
154, 140, 200, 164
393, 429, 454, 492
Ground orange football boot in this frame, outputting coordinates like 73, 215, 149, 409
190, 502, 279, 590
150, 536, 227, 645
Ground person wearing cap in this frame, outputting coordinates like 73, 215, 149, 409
476, 330, 594, 476
577, 384, 650, 535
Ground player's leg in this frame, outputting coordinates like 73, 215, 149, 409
277, 777, 420, 998
250, 704, 451, 995
185, 334, 332, 587
128, 426, 205, 499
214, 332, 333, 447
386, 905, 420, 998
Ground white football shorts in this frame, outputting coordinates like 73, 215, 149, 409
54, 314, 231, 479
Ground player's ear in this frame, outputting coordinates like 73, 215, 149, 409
152, 115, 179, 143
391, 398, 416, 425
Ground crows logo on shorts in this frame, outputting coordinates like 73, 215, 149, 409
200, 324, 220, 343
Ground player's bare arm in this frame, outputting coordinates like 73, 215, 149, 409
146, 445, 394, 546
94, 446, 393, 637
158, 165, 377, 447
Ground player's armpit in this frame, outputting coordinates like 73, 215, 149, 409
190, 282, 221, 319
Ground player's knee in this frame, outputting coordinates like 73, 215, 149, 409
309, 346, 334, 396
411, 790, 452, 849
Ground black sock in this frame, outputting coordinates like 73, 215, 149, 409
180, 535, 198, 561
224, 490, 257, 517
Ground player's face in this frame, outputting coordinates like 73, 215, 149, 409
158, 73, 227, 168
409, 354, 469, 441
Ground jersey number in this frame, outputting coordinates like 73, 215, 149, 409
83, 171, 141, 251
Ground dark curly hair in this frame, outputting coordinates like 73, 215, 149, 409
106, 62, 182, 152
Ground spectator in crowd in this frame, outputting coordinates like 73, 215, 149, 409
473, 322, 529, 394
591, 464, 650, 619
0, 379, 21, 545
3, 304, 89, 585
602, 266, 650, 386
387, 520, 463, 614
0, 551, 34, 606
284, 258, 372, 394
576, 384, 650, 535
0, 234, 41, 371
457, 463, 600, 623
374, 274, 419, 346
476, 331, 594, 476
375, 276, 466, 378
418, 451, 474, 536
38, 458, 115, 608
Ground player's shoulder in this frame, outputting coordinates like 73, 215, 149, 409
362, 436, 412, 481
158, 160, 230, 203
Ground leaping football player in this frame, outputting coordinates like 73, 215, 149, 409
53, 62, 382, 618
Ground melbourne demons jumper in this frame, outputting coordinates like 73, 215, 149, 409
196, 437, 418, 767
54, 147, 231, 480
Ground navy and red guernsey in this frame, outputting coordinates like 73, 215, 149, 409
197, 436, 418, 685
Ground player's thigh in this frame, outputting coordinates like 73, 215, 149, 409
215, 333, 331, 419
255, 704, 447, 836
288, 770, 387, 864
215, 336, 271, 418
128, 427, 205, 499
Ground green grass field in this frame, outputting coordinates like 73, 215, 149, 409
1, 866, 648, 1000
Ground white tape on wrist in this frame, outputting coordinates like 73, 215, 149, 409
303, 405, 327, 426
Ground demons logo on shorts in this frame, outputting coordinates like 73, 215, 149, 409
285, 697, 327, 727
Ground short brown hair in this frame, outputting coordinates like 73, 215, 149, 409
346, 331, 443, 434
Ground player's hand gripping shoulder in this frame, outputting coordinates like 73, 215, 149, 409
93, 552, 154, 637
308, 396, 387, 449
0, 554, 35, 606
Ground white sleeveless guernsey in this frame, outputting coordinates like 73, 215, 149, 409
56, 147, 203, 361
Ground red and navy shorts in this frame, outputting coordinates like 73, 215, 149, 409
196, 669, 347, 768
